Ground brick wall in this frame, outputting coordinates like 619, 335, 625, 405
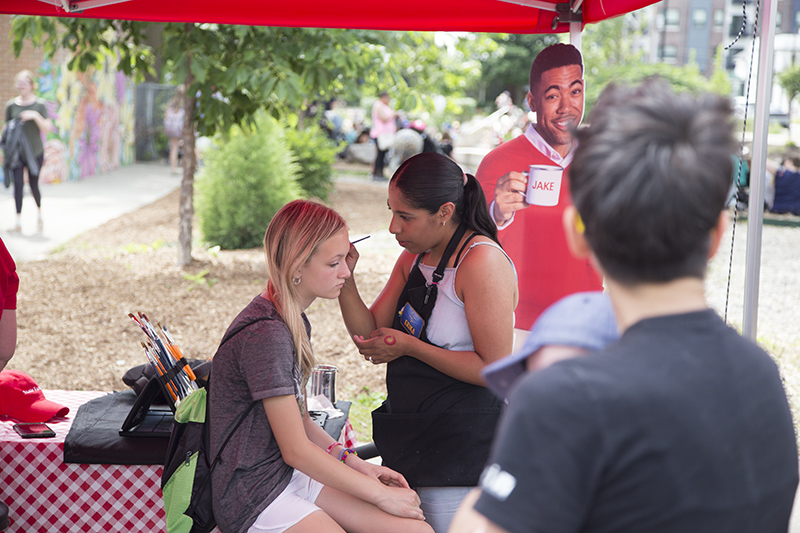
0, 15, 47, 107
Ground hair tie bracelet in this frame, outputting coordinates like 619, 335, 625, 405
326, 442, 341, 455
339, 448, 358, 462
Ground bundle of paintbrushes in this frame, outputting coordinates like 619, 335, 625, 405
128, 312, 198, 407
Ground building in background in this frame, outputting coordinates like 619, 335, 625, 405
634, 1, 800, 119
651, 0, 727, 74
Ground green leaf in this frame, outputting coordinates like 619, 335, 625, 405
189, 56, 207, 84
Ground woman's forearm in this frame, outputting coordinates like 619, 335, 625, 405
402, 335, 489, 386
338, 276, 377, 338
35, 114, 54, 134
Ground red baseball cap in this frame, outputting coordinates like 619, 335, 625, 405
0, 370, 69, 422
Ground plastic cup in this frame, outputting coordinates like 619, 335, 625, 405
310, 365, 338, 404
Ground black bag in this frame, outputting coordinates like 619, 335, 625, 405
161, 316, 269, 533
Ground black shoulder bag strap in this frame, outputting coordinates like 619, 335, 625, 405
423, 222, 468, 306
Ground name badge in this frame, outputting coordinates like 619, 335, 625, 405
398, 302, 425, 339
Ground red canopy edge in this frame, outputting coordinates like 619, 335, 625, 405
2, 0, 659, 33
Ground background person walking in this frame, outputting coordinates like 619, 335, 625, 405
3, 70, 53, 233
370, 91, 397, 181
163, 85, 185, 175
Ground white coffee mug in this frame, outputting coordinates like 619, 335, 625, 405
525, 165, 563, 207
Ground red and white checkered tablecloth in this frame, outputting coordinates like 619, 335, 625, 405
1, 390, 357, 532
0, 390, 167, 533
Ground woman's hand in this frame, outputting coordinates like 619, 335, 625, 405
346, 457, 409, 488
345, 243, 360, 274
375, 485, 426, 520
353, 327, 408, 365
17, 110, 53, 134
18, 110, 40, 122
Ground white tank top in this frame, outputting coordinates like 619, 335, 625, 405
414, 241, 515, 351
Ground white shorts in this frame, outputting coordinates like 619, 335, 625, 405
247, 469, 325, 533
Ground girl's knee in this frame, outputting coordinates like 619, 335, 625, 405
410, 519, 435, 533
284, 510, 344, 533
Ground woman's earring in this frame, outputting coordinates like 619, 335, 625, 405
292, 276, 301, 286
442, 220, 446, 226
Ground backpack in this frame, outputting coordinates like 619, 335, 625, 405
161, 316, 268, 533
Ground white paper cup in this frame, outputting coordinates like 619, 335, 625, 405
525, 165, 563, 206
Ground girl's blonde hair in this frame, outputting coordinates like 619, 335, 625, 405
264, 199, 347, 380
15, 70, 36, 89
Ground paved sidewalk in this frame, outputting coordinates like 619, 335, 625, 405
0, 163, 181, 263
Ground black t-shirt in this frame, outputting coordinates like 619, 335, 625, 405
475, 310, 798, 533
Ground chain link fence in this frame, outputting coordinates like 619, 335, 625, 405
135, 82, 177, 162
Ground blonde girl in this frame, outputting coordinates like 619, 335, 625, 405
208, 199, 433, 533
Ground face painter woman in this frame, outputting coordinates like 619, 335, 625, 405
337, 152, 519, 533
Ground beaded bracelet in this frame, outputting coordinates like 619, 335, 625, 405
339, 448, 357, 463
326, 442, 341, 455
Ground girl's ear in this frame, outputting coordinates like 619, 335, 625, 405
562, 206, 592, 259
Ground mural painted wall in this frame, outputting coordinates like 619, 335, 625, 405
33, 54, 135, 183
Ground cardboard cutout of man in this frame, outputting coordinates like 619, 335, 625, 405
476, 43, 602, 331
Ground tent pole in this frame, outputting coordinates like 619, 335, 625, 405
743, 0, 777, 340
570, 20, 582, 49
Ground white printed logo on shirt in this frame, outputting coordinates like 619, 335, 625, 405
480, 463, 517, 501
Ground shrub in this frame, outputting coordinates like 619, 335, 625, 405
196, 115, 301, 250
284, 123, 343, 201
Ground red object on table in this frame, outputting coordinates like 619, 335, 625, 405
0, 390, 169, 532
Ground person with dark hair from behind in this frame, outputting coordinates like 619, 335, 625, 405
451, 79, 799, 532
338, 152, 518, 532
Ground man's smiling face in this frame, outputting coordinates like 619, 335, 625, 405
527, 64, 584, 157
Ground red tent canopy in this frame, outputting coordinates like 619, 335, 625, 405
0, 0, 658, 33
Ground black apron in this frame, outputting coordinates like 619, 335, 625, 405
372, 224, 504, 487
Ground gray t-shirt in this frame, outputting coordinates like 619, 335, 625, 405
209, 295, 309, 533
5, 99, 48, 156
